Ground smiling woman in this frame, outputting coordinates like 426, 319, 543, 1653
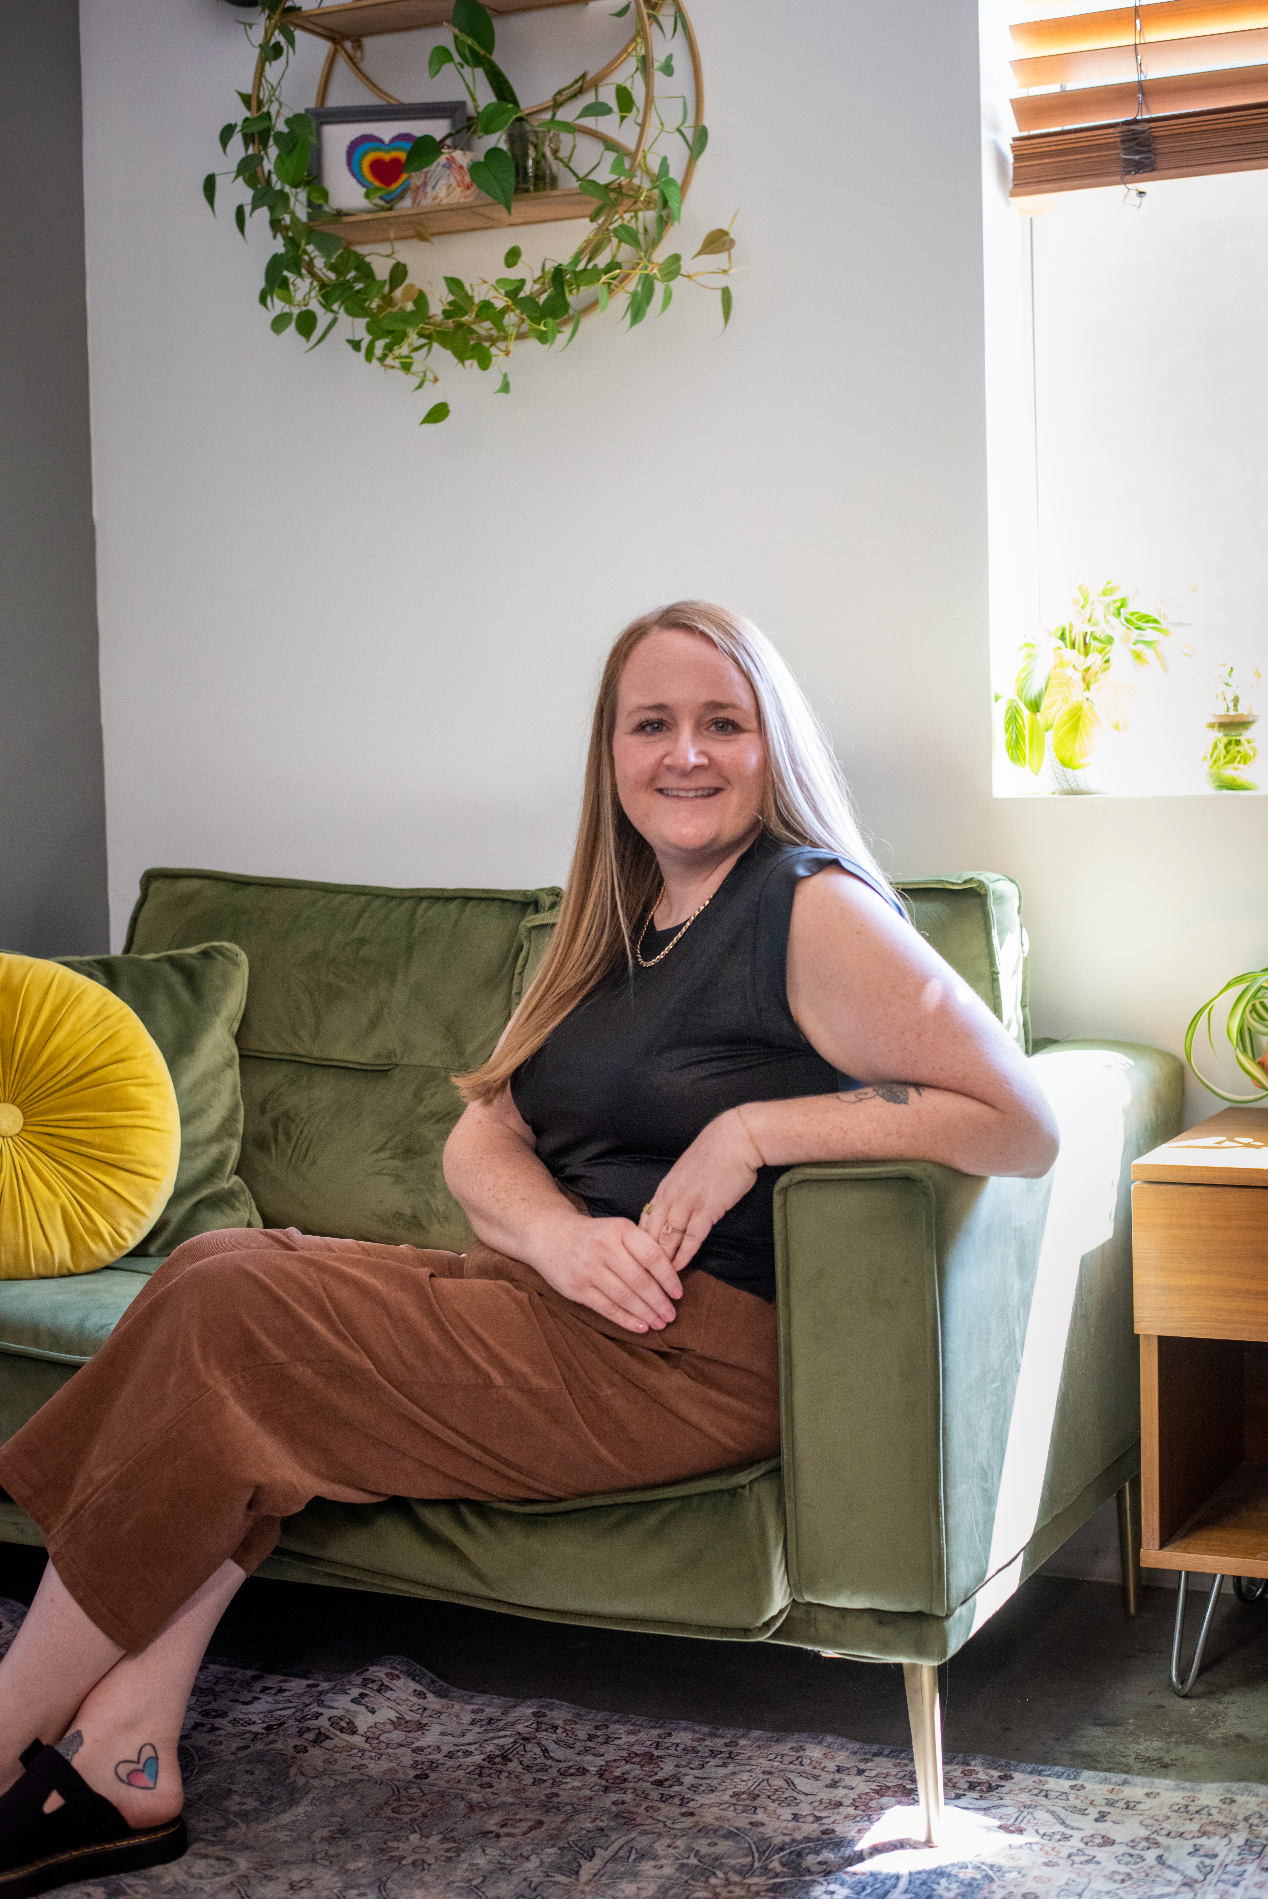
0, 601, 1057, 1899
447, 599, 1060, 1311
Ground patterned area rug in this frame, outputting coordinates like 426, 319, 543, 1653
3, 1602, 1265, 1898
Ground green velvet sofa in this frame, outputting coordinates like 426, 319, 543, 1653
0, 866, 1183, 1841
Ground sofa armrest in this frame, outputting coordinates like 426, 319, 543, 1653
772, 1041, 1183, 1620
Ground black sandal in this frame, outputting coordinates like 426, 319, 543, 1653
0, 1741, 187, 1897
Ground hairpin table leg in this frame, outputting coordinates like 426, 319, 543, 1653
1170, 1571, 1224, 1697
1233, 1576, 1266, 1604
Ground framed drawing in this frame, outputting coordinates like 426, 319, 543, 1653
310, 102, 469, 212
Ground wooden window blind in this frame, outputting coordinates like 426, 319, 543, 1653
1009, 1, 1268, 198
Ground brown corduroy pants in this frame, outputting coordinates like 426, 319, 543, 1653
0, 1228, 780, 1653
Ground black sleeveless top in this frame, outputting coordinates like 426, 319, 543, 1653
511, 832, 906, 1302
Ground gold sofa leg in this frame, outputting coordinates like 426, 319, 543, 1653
902, 1661, 944, 1845
1117, 1475, 1142, 1617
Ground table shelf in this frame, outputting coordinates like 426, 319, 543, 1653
294, 0, 582, 44
1142, 1458, 1268, 1579
312, 187, 593, 246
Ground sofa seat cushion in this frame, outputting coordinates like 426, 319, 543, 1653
0, 1259, 164, 1444
270, 1458, 789, 1638
0, 1258, 162, 1366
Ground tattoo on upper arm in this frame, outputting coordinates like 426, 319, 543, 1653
115, 1743, 160, 1789
57, 1730, 82, 1763
842, 1082, 924, 1107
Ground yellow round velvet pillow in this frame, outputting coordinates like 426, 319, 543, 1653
0, 954, 181, 1279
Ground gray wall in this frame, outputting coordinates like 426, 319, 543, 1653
0, 0, 108, 955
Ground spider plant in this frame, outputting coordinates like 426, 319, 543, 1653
1002, 581, 1173, 775
1185, 965, 1268, 1103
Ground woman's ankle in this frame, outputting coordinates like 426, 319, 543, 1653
50, 1721, 183, 1827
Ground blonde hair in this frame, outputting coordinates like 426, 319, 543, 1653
454, 599, 891, 1104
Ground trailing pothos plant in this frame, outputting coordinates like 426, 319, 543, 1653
1001, 582, 1174, 776
204, 0, 735, 423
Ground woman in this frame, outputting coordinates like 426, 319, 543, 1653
0, 601, 1057, 1893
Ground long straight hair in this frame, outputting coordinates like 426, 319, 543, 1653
454, 600, 891, 1104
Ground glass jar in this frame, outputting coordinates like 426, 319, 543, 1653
507, 120, 557, 194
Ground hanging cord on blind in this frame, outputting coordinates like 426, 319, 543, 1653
1119, 2, 1156, 194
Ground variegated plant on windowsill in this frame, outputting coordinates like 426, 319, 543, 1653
1001, 582, 1176, 795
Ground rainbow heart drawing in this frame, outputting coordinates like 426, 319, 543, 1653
345, 133, 416, 207
115, 1742, 159, 1790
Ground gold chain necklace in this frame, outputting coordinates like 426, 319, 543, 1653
635, 886, 714, 968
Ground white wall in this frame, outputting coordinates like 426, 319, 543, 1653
80, 0, 1267, 1120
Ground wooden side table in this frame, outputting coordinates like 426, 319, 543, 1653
1132, 1105, 1268, 1694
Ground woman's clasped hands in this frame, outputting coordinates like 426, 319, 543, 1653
638, 1107, 765, 1274
527, 1110, 763, 1334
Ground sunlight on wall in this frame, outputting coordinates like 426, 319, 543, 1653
969, 1047, 1133, 1632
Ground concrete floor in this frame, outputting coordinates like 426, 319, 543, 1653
1, 1546, 1264, 1785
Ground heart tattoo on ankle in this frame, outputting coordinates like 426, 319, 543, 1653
115, 1742, 159, 1789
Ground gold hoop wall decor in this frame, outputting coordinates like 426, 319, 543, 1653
205, 0, 736, 424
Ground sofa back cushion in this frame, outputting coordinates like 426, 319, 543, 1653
125, 864, 1026, 1248
125, 871, 560, 1250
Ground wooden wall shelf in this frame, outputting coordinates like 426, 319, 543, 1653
294, 0, 580, 45
312, 186, 592, 246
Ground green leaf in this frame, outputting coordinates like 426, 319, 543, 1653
270, 311, 294, 334
468, 146, 515, 212
1003, 698, 1028, 768
597, 282, 610, 314
235, 203, 247, 238
503, 244, 522, 268
308, 227, 345, 261
307, 314, 338, 351
478, 101, 519, 135
720, 284, 733, 328
577, 177, 614, 205
274, 137, 312, 186
1014, 641, 1052, 714
627, 274, 654, 327
219, 122, 238, 154
453, 0, 495, 56
402, 133, 441, 174
264, 250, 289, 291
1026, 708, 1045, 775
657, 53, 674, 75
611, 2, 631, 14
562, 311, 582, 348
659, 283, 672, 313
421, 400, 451, 424
658, 176, 682, 223
693, 227, 734, 257
659, 251, 681, 282
429, 44, 456, 77
496, 372, 511, 392
577, 100, 614, 117
615, 84, 635, 121
690, 123, 709, 160
1051, 699, 1103, 770
295, 308, 318, 340
203, 172, 217, 212
235, 152, 266, 180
